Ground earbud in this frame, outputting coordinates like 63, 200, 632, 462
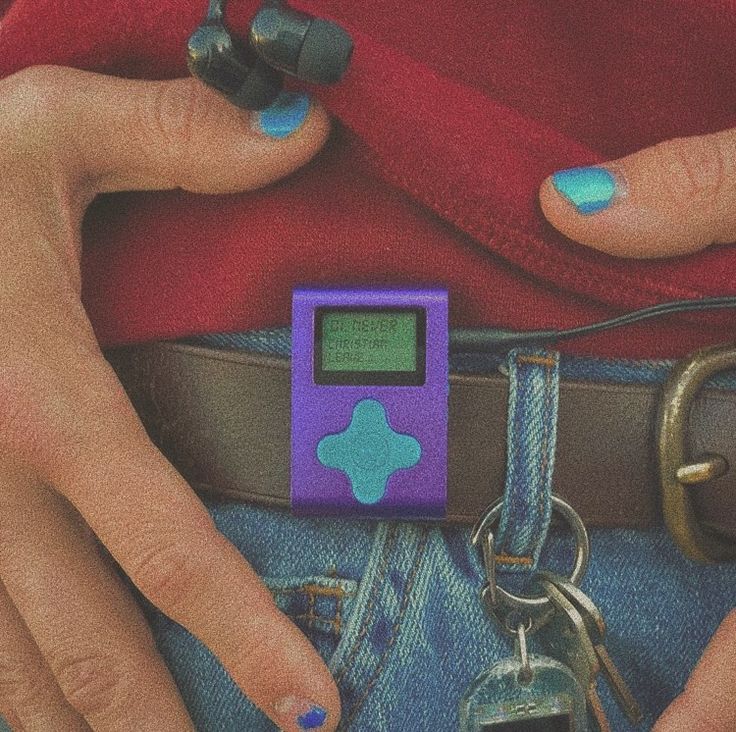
187, 0, 283, 109
249, 2, 353, 85
187, 0, 353, 111
187, 18, 283, 110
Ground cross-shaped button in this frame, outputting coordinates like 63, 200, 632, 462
317, 399, 422, 504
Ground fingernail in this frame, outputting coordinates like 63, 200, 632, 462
551, 166, 621, 215
256, 92, 311, 139
274, 696, 328, 729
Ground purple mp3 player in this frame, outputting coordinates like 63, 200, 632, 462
291, 287, 448, 519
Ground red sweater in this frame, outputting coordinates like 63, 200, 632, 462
1, 0, 735, 358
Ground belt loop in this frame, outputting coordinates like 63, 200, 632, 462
495, 348, 561, 574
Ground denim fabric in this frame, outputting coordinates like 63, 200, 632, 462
496, 349, 560, 574
164, 329, 736, 731
2, 518, 733, 731
140, 508, 736, 731
3, 330, 731, 731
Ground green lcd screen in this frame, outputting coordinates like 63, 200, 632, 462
315, 308, 426, 386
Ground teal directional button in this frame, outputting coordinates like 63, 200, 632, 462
317, 399, 421, 504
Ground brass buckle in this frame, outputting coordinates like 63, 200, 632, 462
657, 342, 736, 562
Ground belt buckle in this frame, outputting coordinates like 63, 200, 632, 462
657, 342, 736, 562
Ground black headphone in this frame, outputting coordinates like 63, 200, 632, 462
187, 0, 354, 110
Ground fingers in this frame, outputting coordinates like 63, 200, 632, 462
654, 609, 736, 732
539, 126, 736, 257
0, 463, 194, 731
0, 64, 339, 730
0, 579, 89, 731
1, 65, 330, 196
12, 360, 340, 732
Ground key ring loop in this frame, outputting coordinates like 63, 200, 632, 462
471, 495, 590, 614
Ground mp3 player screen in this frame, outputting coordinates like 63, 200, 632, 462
314, 307, 426, 386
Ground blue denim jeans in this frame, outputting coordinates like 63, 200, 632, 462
152, 329, 736, 731
152, 506, 736, 731
4, 331, 734, 731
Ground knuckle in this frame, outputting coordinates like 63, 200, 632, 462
0, 347, 154, 486
142, 79, 209, 171
224, 610, 280, 672
51, 650, 131, 718
655, 133, 736, 206
0, 655, 54, 707
0, 357, 87, 465
130, 537, 212, 614
0, 361, 55, 460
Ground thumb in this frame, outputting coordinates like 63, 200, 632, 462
539, 127, 736, 257
7, 65, 330, 196
653, 609, 736, 731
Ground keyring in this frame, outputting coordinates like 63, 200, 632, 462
471, 495, 590, 614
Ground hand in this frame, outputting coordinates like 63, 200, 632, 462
653, 610, 736, 731
540, 126, 736, 257
0, 65, 338, 731
539, 128, 736, 730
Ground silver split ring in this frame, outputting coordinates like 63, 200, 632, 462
471, 495, 590, 614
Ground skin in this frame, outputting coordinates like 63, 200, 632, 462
0, 65, 337, 732
539, 128, 736, 257
0, 63, 733, 730
540, 127, 736, 731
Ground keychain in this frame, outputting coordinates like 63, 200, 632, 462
458, 620, 589, 731
461, 495, 641, 731
460, 496, 591, 731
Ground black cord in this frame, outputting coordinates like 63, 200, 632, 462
206, 0, 225, 23
449, 296, 736, 353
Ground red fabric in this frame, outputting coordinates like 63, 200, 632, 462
1, 0, 735, 358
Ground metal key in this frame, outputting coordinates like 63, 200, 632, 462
538, 572, 643, 725
537, 579, 612, 732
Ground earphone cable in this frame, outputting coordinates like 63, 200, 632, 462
206, 0, 225, 23
449, 296, 736, 352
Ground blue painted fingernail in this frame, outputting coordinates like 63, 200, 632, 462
297, 706, 328, 729
552, 166, 618, 215
256, 91, 311, 139
275, 697, 328, 729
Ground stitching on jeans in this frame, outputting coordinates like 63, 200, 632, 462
271, 581, 355, 636
500, 354, 525, 556
517, 354, 557, 368
500, 353, 556, 566
271, 584, 356, 599
334, 525, 397, 686
535, 358, 553, 564
292, 614, 342, 635
334, 591, 343, 636
340, 528, 430, 730
496, 553, 533, 565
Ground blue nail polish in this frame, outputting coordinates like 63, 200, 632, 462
257, 91, 311, 139
297, 705, 328, 729
552, 166, 618, 215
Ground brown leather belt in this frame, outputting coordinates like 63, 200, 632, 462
103, 341, 736, 540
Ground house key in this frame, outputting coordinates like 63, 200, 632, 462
536, 580, 612, 732
538, 572, 643, 725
